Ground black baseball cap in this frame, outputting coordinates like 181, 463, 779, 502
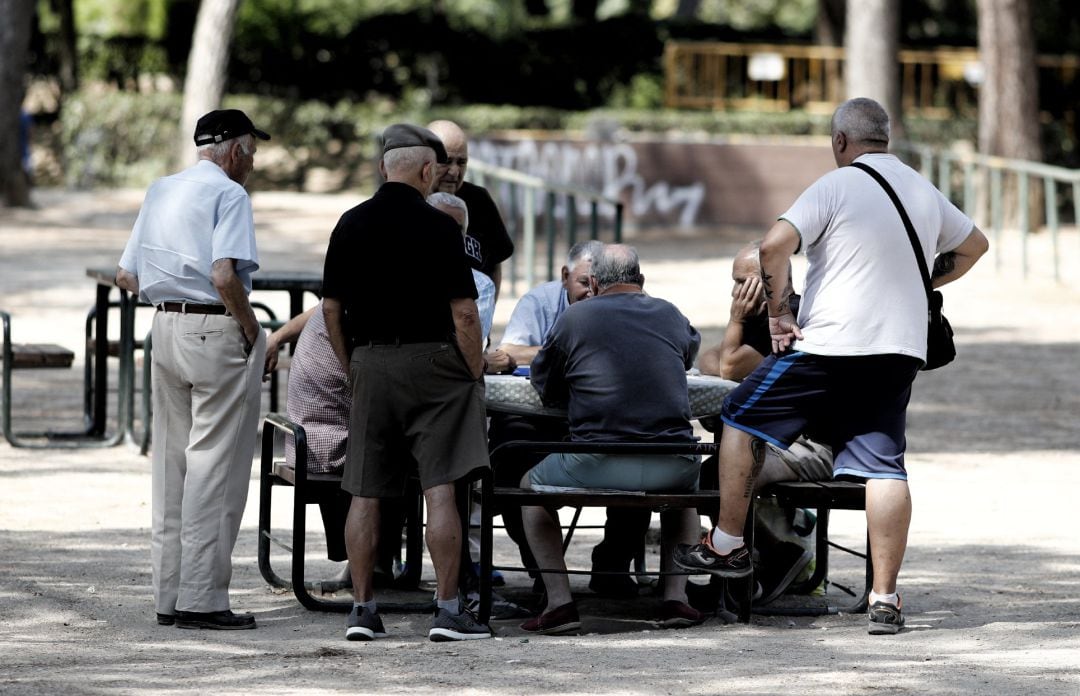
193, 109, 271, 146
382, 123, 448, 163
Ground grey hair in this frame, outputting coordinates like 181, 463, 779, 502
591, 243, 642, 290
427, 191, 469, 233
566, 240, 604, 273
197, 133, 253, 162
383, 145, 435, 177
831, 98, 890, 146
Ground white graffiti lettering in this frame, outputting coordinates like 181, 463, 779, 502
473, 139, 705, 227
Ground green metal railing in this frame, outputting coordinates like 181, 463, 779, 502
467, 160, 623, 294
893, 140, 1080, 283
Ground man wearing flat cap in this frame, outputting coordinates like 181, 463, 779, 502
322, 123, 492, 642
116, 108, 270, 630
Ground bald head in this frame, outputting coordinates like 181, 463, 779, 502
731, 240, 791, 310
427, 120, 469, 193
733, 242, 761, 277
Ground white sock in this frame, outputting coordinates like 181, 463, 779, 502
709, 527, 744, 555
870, 591, 899, 607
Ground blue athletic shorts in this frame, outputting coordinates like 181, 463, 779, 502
720, 352, 921, 480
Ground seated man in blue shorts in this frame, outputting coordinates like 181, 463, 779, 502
519, 244, 704, 635
674, 98, 988, 635
697, 241, 833, 604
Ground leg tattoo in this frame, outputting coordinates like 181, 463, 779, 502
743, 437, 766, 499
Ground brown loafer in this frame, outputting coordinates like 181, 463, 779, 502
520, 602, 581, 635
175, 610, 256, 630
659, 600, 706, 629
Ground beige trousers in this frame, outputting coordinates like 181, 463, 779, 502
150, 311, 265, 614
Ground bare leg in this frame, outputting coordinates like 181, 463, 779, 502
866, 478, 911, 595
522, 504, 573, 612
660, 508, 699, 602
344, 496, 380, 602
519, 472, 572, 611
423, 483, 462, 602
717, 424, 765, 538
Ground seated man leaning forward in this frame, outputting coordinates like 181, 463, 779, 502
697, 241, 833, 604
519, 244, 705, 635
492, 240, 652, 598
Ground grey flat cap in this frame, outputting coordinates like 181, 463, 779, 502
382, 123, 448, 163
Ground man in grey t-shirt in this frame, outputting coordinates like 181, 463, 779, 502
491, 241, 652, 598
520, 244, 704, 634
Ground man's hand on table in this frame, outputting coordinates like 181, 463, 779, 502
484, 349, 517, 375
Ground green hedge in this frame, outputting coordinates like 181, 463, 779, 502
48, 90, 980, 191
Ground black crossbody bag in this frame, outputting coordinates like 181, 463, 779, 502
850, 161, 956, 371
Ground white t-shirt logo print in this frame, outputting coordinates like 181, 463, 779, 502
463, 235, 483, 264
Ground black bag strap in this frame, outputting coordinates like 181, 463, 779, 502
849, 161, 933, 303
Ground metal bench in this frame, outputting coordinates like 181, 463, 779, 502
473, 439, 754, 625
1, 311, 77, 447
752, 479, 871, 616
474, 440, 873, 625
257, 412, 431, 613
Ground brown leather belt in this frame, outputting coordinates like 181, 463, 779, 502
156, 302, 230, 315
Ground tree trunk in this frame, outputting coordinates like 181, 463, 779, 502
176, 0, 242, 169
55, 0, 79, 94
572, 0, 598, 22
977, 0, 1042, 228
524, 0, 549, 17
674, 0, 700, 18
845, 0, 905, 140
0, 0, 34, 208
815, 0, 844, 46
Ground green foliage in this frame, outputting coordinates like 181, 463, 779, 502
53, 88, 983, 191
607, 74, 665, 110
696, 0, 816, 34
75, 0, 168, 39
60, 91, 180, 188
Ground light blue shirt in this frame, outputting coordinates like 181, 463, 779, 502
499, 280, 568, 347
119, 159, 259, 305
473, 269, 496, 345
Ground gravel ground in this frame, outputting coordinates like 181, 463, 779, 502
1, 188, 1078, 695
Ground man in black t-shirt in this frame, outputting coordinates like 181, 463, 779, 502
428, 120, 514, 298
322, 123, 491, 643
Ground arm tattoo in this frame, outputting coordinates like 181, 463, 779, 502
761, 270, 774, 300
932, 251, 957, 280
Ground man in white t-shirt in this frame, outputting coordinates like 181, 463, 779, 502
675, 98, 989, 635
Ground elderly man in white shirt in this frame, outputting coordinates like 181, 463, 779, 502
116, 109, 270, 631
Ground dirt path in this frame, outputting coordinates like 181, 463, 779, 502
1, 190, 1078, 695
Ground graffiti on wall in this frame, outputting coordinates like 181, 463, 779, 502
473, 139, 705, 227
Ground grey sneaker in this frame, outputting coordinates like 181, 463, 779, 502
867, 597, 904, 635
428, 607, 492, 642
673, 534, 753, 578
345, 605, 388, 641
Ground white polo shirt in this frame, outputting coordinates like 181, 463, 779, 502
779, 153, 973, 360
119, 159, 259, 305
